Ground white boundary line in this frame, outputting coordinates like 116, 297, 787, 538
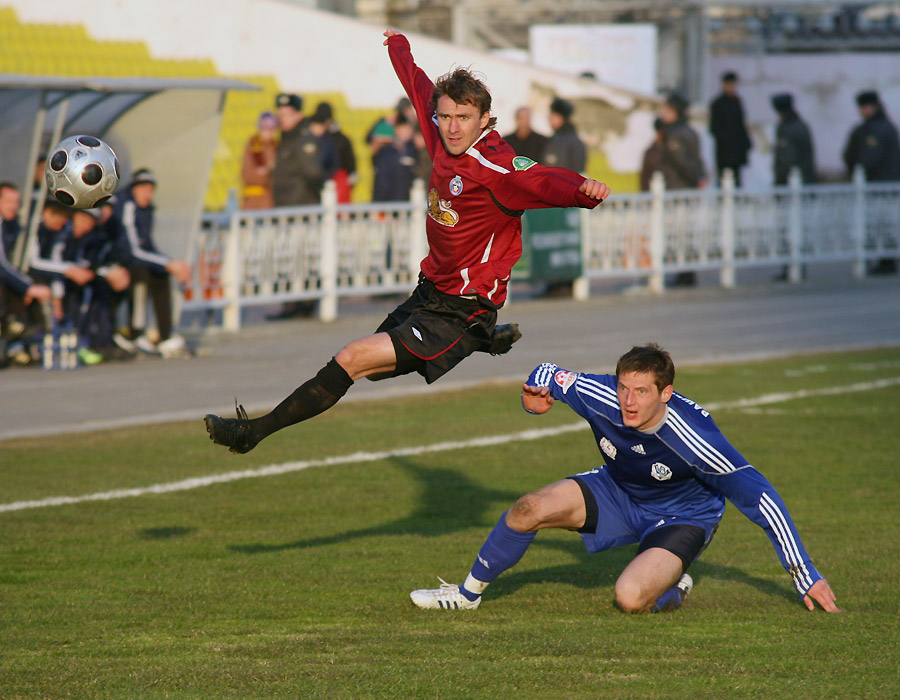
3, 377, 899, 514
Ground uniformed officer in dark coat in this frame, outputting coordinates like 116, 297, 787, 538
271, 93, 327, 206
842, 90, 900, 182
771, 93, 816, 185
658, 92, 706, 190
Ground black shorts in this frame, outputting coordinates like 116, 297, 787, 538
371, 276, 497, 384
637, 523, 717, 574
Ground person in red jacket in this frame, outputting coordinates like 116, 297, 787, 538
204, 28, 610, 455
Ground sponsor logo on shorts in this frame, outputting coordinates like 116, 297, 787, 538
599, 437, 617, 460
449, 175, 464, 196
512, 155, 537, 171
651, 462, 673, 481
412, 327, 423, 341
554, 370, 577, 394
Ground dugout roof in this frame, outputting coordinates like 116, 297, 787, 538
0, 74, 257, 274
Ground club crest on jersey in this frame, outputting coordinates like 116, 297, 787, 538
427, 188, 459, 227
512, 155, 537, 171
553, 370, 577, 394
651, 462, 673, 481
599, 437, 617, 460
449, 175, 464, 196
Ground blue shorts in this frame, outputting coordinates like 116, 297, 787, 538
569, 466, 720, 566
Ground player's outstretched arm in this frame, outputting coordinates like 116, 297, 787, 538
579, 178, 611, 202
803, 577, 841, 612
522, 384, 554, 414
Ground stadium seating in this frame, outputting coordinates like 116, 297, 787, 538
0, 7, 385, 209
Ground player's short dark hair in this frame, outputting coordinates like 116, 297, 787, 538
0, 181, 19, 195
615, 343, 675, 392
431, 67, 498, 129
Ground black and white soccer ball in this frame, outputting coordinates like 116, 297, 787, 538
45, 135, 120, 209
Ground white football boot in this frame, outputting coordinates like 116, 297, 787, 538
677, 573, 693, 598
410, 577, 481, 610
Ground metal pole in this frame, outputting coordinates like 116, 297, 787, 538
17, 95, 69, 271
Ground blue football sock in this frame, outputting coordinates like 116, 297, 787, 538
459, 511, 536, 601
650, 584, 685, 614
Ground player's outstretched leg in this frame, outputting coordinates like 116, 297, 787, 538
484, 323, 521, 356
410, 511, 536, 610
204, 358, 354, 453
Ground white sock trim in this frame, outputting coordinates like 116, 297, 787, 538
463, 573, 489, 596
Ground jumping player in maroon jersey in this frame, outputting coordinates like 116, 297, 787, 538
204, 29, 610, 454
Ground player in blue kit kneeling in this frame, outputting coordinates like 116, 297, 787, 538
410, 344, 840, 614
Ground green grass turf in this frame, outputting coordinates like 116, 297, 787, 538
2, 347, 899, 699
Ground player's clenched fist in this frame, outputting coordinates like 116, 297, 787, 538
580, 179, 610, 202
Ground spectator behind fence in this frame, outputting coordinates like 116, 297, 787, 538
115, 169, 190, 357
709, 71, 752, 187
843, 90, 900, 274
272, 92, 327, 206
241, 111, 279, 210
842, 90, 900, 183
771, 93, 816, 186
640, 118, 665, 192
544, 97, 586, 172
0, 182, 51, 367
503, 106, 548, 162
659, 92, 706, 287
658, 92, 706, 190
372, 118, 418, 202
314, 101, 358, 203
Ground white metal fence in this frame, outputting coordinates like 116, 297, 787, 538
183, 168, 900, 330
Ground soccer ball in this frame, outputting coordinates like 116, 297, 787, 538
45, 135, 120, 209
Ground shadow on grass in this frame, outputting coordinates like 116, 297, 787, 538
227, 455, 521, 554
226, 455, 797, 607
490, 539, 798, 607
138, 526, 196, 540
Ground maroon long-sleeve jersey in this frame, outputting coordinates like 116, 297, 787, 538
387, 34, 602, 307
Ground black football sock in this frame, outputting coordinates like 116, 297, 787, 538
249, 358, 354, 441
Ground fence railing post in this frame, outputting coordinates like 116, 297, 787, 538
319, 180, 338, 322
852, 165, 866, 278
719, 168, 736, 289
788, 167, 803, 283
222, 212, 242, 332
573, 207, 591, 301
648, 171, 665, 294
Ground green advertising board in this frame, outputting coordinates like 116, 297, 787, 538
514, 207, 583, 282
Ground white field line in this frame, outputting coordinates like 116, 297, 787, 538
3, 376, 899, 514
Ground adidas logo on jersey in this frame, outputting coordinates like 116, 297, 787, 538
631, 444, 646, 455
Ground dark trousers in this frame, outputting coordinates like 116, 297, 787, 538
128, 266, 172, 341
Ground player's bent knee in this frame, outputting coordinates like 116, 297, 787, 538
614, 581, 652, 614
507, 493, 545, 531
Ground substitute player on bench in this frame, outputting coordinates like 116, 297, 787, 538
410, 344, 840, 614
205, 29, 610, 454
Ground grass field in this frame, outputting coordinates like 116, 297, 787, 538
2, 347, 900, 699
